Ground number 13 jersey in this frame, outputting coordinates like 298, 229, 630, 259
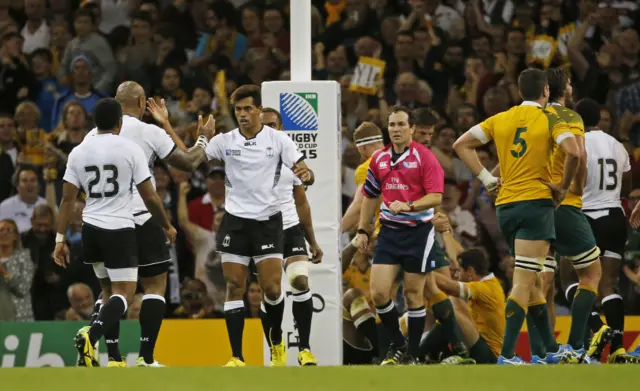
470, 101, 573, 206
583, 130, 631, 210
63, 133, 152, 230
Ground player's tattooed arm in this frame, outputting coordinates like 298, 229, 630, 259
164, 146, 208, 172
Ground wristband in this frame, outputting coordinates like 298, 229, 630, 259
194, 135, 209, 150
55, 233, 65, 244
357, 228, 369, 238
477, 168, 495, 187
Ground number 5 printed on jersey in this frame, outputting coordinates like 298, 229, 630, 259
511, 127, 527, 158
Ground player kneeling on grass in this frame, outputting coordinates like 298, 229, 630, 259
418, 214, 504, 364
342, 288, 380, 365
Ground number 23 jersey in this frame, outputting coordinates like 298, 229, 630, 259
63, 133, 152, 230
472, 101, 572, 206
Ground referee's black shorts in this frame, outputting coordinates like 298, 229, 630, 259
135, 217, 171, 278
373, 222, 445, 274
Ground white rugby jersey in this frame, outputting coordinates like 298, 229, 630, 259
87, 115, 175, 223
205, 126, 303, 220
64, 133, 152, 230
582, 130, 631, 210
277, 166, 303, 229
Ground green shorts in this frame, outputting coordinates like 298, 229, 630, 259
433, 244, 449, 270
554, 205, 597, 257
496, 199, 556, 256
469, 336, 498, 364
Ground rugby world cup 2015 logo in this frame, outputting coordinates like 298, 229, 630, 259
279, 93, 318, 131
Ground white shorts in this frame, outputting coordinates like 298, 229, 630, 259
92, 263, 138, 282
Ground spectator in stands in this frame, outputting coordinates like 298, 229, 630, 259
173, 278, 221, 319
0, 166, 47, 233
14, 101, 47, 168
154, 66, 189, 125
52, 55, 105, 129
0, 218, 35, 321
21, 0, 48, 55
244, 279, 262, 318
49, 20, 70, 75
0, 113, 18, 202
188, 166, 225, 231
116, 11, 156, 94
58, 8, 115, 93
61, 282, 94, 321
440, 178, 477, 249
1, 31, 38, 114
31, 48, 64, 132
431, 125, 472, 182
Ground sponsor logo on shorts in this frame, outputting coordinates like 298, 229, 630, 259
292, 247, 305, 252
261, 243, 275, 250
222, 235, 230, 247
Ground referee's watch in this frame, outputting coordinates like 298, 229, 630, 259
407, 201, 415, 211
357, 228, 369, 238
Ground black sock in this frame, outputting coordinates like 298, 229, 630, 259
419, 324, 446, 360
407, 306, 426, 358
264, 294, 285, 345
89, 295, 126, 347
354, 315, 379, 357
259, 303, 272, 348
89, 295, 102, 326
104, 319, 122, 362
375, 300, 406, 347
602, 294, 625, 351
224, 300, 245, 360
139, 294, 166, 364
292, 290, 313, 350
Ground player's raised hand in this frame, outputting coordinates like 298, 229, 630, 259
53, 242, 70, 268
310, 243, 323, 264
197, 114, 216, 140
294, 164, 312, 184
541, 181, 567, 208
354, 231, 369, 252
165, 225, 178, 244
147, 98, 170, 126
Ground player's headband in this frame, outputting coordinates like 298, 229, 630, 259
355, 135, 383, 147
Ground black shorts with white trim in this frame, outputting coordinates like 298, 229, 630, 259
82, 223, 138, 270
217, 211, 284, 258
283, 224, 308, 260
135, 215, 171, 278
585, 207, 628, 260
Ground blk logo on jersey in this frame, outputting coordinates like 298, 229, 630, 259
225, 149, 241, 156
222, 235, 230, 247
244, 141, 257, 147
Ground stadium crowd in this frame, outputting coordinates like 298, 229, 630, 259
1, 0, 640, 342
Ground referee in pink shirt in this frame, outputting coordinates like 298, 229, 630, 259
355, 106, 472, 365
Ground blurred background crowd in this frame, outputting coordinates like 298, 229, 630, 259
1, 0, 640, 323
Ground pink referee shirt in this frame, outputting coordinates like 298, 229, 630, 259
362, 141, 444, 228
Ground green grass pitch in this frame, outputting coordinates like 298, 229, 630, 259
2, 366, 635, 391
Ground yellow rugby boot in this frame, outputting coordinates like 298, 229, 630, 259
298, 349, 318, 366
107, 360, 127, 368
223, 357, 246, 367
608, 348, 640, 364
135, 357, 165, 367
76, 326, 100, 367
74, 329, 95, 367
587, 325, 613, 360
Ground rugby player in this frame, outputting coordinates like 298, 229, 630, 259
203, 85, 312, 367
53, 98, 176, 367
80, 82, 215, 367
418, 213, 504, 364
355, 106, 468, 365
542, 69, 603, 361
453, 68, 581, 365
576, 98, 638, 363
258, 107, 323, 366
